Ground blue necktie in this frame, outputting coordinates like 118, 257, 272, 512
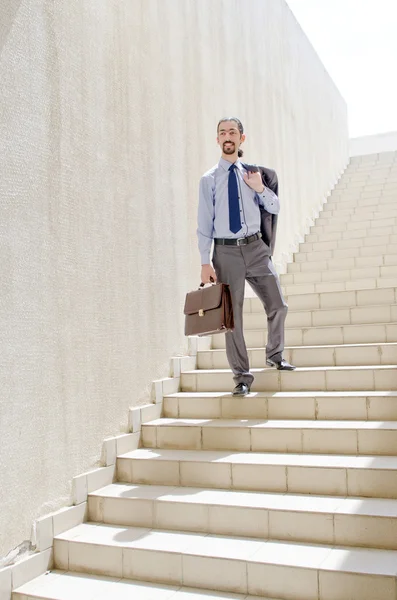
228, 163, 241, 234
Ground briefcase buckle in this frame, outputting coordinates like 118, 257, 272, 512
199, 309, 204, 317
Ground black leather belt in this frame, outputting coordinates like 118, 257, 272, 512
214, 232, 262, 246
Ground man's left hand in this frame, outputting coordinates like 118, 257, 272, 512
243, 171, 264, 194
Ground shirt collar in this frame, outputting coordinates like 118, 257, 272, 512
219, 157, 243, 172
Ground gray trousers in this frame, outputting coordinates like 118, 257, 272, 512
213, 239, 288, 387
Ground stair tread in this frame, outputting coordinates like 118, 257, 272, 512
54, 523, 397, 576
282, 274, 397, 281
143, 418, 397, 431
90, 483, 397, 517
221, 318, 397, 348
14, 570, 275, 600
244, 301, 397, 315
202, 342, 397, 351
184, 364, 397, 373
165, 391, 397, 398
282, 281, 397, 297
229, 319, 397, 334
119, 447, 397, 469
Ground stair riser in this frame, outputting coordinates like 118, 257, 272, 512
244, 304, 397, 329
212, 323, 397, 348
306, 226, 397, 243
300, 234, 397, 253
141, 424, 397, 457
87, 495, 397, 550
255, 288, 397, 311
117, 457, 397, 499
181, 368, 396, 393
311, 221, 397, 236
288, 255, 397, 274
283, 269, 397, 287
283, 278, 397, 298
336, 178, 397, 186
164, 395, 397, 421
328, 201, 397, 213
329, 187, 397, 197
329, 194, 397, 205
198, 344, 397, 369
323, 201, 397, 211
316, 212, 397, 226
294, 243, 397, 262
52, 536, 397, 600
283, 286, 397, 307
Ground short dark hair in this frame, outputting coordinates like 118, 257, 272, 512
217, 117, 244, 157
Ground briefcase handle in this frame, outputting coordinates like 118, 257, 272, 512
199, 276, 216, 289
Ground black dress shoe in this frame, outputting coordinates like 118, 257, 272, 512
266, 358, 296, 371
232, 383, 250, 396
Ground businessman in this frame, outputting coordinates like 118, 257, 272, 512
197, 117, 295, 396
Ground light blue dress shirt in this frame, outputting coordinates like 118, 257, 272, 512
197, 157, 280, 264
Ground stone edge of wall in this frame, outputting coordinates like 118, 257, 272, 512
0, 337, 210, 599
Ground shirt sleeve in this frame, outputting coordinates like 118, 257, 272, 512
197, 175, 215, 265
256, 186, 280, 215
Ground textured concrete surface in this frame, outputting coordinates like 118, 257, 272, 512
0, 0, 348, 556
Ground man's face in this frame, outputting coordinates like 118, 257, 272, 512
217, 121, 245, 155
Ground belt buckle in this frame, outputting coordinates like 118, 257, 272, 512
236, 237, 245, 246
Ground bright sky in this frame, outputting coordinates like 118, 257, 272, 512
286, 0, 397, 138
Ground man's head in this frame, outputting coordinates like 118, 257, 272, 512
217, 117, 245, 159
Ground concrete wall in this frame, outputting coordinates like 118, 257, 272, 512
350, 131, 397, 156
0, 0, 348, 556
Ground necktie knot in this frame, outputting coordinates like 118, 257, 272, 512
229, 163, 237, 172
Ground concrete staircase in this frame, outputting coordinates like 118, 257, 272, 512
14, 151, 397, 599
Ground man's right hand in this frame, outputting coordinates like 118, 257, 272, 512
201, 264, 217, 284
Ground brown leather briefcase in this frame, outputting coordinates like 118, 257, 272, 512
184, 283, 234, 337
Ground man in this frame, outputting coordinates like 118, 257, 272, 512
197, 117, 295, 396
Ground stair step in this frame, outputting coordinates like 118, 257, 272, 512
116, 448, 397, 498
250, 287, 397, 311
329, 190, 397, 202
294, 243, 397, 262
305, 226, 397, 244
310, 222, 397, 236
288, 253, 397, 274
331, 185, 397, 195
141, 417, 397, 456
13, 571, 278, 600
180, 365, 397, 393
300, 234, 397, 254
198, 343, 397, 369
313, 214, 397, 230
87, 483, 397, 550
281, 266, 397, 285
282, 279, 397, 298
243, 303, 397, 330
163, 391, 397, 421
212, 322, 397, 348
280, 272, 397, 290
53, 522, 397, 599
319, 208, 397, 221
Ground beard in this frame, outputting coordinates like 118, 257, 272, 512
223, 142, 236, 154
